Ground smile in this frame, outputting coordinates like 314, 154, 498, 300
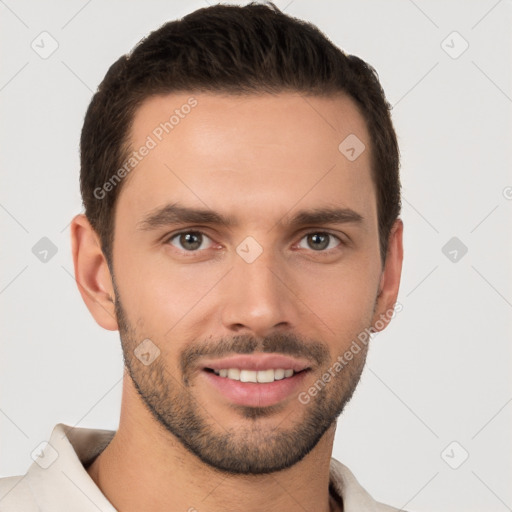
210, 368, 296, 383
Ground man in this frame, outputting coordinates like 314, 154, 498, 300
0, 2, 405, 511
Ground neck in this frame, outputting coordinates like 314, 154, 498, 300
86, 378, 339, 512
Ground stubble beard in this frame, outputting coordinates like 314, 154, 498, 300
114, 288, 371, 475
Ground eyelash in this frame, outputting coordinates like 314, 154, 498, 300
164, 229, 345, 255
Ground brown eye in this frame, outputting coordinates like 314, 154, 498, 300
298, 232, 341, 252
168, 231, 212, 251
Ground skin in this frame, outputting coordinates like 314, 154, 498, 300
71, 92, 403, 512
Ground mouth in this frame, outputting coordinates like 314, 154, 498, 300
205, 367, 299, 383
199, 354, 312, 408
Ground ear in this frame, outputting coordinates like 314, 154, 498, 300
371, 219, 404, 332
70, 214, 119, 331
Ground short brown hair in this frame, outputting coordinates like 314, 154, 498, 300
80, 2, 401, 267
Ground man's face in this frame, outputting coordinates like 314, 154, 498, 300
111, 92, 387, 474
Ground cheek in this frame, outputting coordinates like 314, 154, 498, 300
296, 258, 379, 344
114, 249, 229, 336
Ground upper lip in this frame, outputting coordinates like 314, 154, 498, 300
201, 354, 311, 372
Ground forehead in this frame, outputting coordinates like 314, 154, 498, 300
130, 91, 370, 159
118, 92, 375, 229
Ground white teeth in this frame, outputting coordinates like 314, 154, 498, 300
256, 369, 274, 383
274, 369, 285, 380
227, 368, 240, 380
240, 370, 257, 383
212, 368, 297, 382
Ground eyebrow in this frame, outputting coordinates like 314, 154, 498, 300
136, 203, 364, 232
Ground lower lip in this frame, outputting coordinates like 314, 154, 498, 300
201, 370, 309, 408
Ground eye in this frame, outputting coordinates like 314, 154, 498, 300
167, 231, 214, 252
297, 232, 342, 252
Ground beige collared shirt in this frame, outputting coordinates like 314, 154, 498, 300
0, 423, 403, 511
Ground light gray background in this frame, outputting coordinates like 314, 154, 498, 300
1, 1, 511, 511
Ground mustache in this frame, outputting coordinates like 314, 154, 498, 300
180, 332, 330, 377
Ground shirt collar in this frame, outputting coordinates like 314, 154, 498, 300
25, 423, 117, 511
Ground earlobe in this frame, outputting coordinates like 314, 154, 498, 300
70, 214, 119, 331
371, 219, 404, 333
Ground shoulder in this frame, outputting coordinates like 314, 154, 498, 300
0, 474, 39, 511
329, 457, 409, 512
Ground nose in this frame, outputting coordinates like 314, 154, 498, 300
219, 246, 300, 338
